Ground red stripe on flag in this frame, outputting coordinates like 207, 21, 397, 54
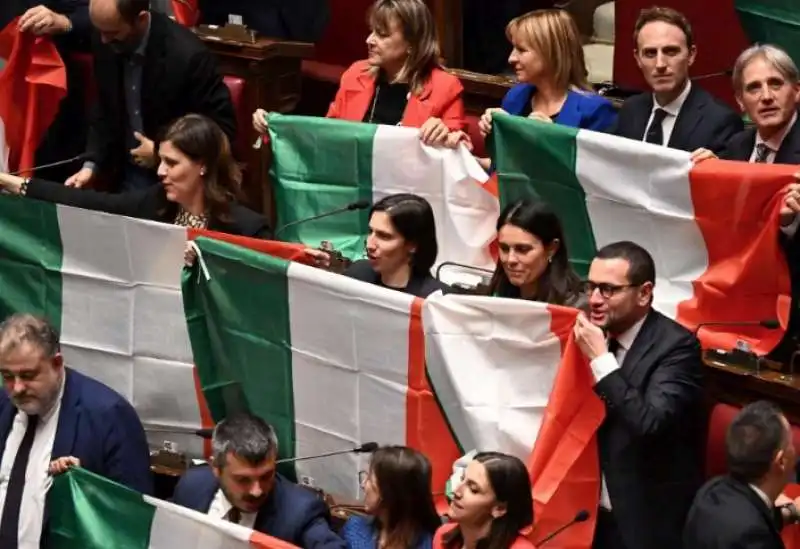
677, 160, 796, 354
192, 368, 214, 457
0, 22, 66, 173
406, 297, 460, 511
249, 530, 302, 549
528, 305, 604, 549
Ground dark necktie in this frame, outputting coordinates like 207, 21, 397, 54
754, 143, 772, 163
225, 506, 242, 524
608, 338, 620, 357
0, 415, 39, 548
645, 108, 668, 145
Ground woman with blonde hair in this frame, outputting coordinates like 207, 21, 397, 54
474, 9, 616, 167
254, 0, 465, 147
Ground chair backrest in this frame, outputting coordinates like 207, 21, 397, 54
222, 75, 248, 161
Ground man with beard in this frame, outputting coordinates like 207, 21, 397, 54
66, 0, 235, 191
572, 241, 705, 549
0, 313, 151, 549
172, 413, 346, 549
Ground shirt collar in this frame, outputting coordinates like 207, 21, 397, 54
652, 79, 692, 117
41, 372, 66, 423
755, 110, 798, 154
749, 483, 773, 508
215, 489, 258, 519
614, 313, 649, 354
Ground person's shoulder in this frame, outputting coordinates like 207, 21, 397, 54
227, 203, 272, 238
153, 12, 210, 57
341, 515, 372, 537
690, 84, 736, 115
341, 60, 372, 81
427, 67, 463, 91
647, 310, 701, 351
67, 368, 132, 412
419, 275, 450, 298
344, 259, 379, 282
617, 91, 651, 114
571, 88, 613, 107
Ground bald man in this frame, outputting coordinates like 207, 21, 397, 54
66, 0, 235, 192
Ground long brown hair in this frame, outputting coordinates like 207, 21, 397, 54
366, 0, 441, 94
369, 446, 441, 548
506, 9, 591, 92
159, 114, 243, 223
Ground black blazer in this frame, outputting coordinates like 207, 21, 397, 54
719, 117, 800, 164
198, 0, 330, 42
610, 84, 743, 153
596, 309, 706, 549
26, 178, 272, 238
683, 476, 785, 549
86, 12, 236, 187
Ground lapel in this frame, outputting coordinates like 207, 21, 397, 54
199, 466, 221, 511
620, 311, 659, 381
775, 114, 800, 164
401, 80, 434, 127
555, 90, 583, 127
668, 85, 704, 149
0, 399, 17, 459
51, 369, 80, 459
255, 474, 283, 533
350, 70, 378, 122
631, 94, 655, 141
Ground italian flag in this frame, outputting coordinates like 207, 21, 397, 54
49, 467, 292, 549
0, 14, 66, 173
186, 236, 603, 549
267, 114, 499, 271
490, 114, 795, 354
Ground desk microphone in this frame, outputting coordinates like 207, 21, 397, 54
533, 510, 590, 546
276, 442, 379, 464
274, 200, 371, 239
694, 319, 780, 336
8, 153, 88, 176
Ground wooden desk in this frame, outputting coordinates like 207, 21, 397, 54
198, 34, 314, 220
704, 356, 800, 423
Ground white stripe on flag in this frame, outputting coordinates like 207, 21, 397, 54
575, 131, 708, 318
287, 263, 412, 496
370, 126, 498, 272
145, 495, 254, 548
423, 294, 562, 460
56, 206, 203, 455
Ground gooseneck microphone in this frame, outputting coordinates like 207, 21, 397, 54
274, 200, 371, 238
8, 153, 88, 176
275, 442, 379, 464
694, 319, 780, 336
534, 510, 590, 546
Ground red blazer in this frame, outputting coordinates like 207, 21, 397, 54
433, 523, 536, 549
326, 60, 466, 130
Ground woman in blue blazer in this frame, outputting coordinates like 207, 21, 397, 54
474, 9, 617, 169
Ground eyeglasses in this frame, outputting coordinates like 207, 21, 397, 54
582, 281, 638, 299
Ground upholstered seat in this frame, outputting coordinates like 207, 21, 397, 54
222, 75, 248, 160
583, 1, 615, 84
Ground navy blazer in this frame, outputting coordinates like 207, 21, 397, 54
501, 83, 617, 131
0, 368, 152, 494
172, 465, 346, 549
610, 84, 743, 153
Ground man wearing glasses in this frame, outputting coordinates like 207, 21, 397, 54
572, 241, 705, 549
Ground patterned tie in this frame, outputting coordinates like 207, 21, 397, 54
226, 507, 242, 524
645, 108, 669, 145
0, 415, 39, 548
754, 143, 772, 163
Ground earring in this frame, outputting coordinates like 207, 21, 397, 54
547, 256, 553, 263
200, 169, 206, 176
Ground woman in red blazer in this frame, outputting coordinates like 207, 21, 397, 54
435, 452, 536, 549
253, 0, 465, 147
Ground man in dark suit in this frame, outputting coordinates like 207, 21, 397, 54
172, 413, 346, 549
610, 7, 742, 154
684, 401, 800, 549
66, 0, 235, 191
0, 313, 152, 548
198, 0, 330, 43
573, 241, 706, 549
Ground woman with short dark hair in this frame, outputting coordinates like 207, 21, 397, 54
343, 446, 440, 549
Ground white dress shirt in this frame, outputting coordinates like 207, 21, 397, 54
643, 80, 693, 146
749, 111, 798, 164
749, 484, 773, 509
589, 315, 648, 510
208, 489, 258, 530
0, 377, 65, 549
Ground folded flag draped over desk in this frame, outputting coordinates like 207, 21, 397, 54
490, 114, 795, 354
49, 467, 296, 549
0, 2, 66, 172
185, 237, 603, 549
267, 113, 499, 271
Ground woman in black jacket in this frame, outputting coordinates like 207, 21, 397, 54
0, 114, 271, 238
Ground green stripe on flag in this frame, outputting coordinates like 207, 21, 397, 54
491, 114, 598, 276
183, 236, 296, 470
268, 113, 375, 259
49, 468, 155, 549
0, 194, 63, 329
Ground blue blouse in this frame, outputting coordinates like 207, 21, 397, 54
342, 516, 434, 549
500, 83, 617, 132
